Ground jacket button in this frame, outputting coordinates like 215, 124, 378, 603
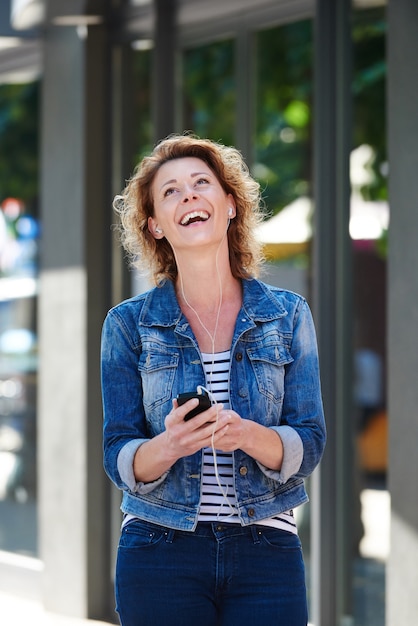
248, 508, 255, 517
235, 352, 243, 361
239, 466, 248, 476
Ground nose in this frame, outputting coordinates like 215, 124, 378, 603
181, 185, 198, 203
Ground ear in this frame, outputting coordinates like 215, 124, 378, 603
148, 216, 164, 239
226, 194, 236, 219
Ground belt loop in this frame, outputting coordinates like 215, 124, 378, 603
250, 525, 261, 545
164, 528, 175, 544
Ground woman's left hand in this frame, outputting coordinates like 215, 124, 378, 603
216, 409, 284, 472
214, 409, 249, 452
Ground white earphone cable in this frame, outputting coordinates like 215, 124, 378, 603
172, 218, 237, 517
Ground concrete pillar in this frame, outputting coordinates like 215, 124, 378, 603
387, 1, 418, 623
38, 1, 113, 619
311, 0, 353, 624
152, 0, 177, 142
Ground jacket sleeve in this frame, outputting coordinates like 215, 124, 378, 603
101, 308, 168, 493
265, 298, 326, 483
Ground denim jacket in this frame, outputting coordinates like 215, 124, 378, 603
101, 278, 326, 531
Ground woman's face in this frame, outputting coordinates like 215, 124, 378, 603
148, 157, 235, 251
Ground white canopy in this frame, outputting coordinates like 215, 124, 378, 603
256, 195, 389, 245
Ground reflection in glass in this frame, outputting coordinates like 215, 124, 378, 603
0, 81, 39, 557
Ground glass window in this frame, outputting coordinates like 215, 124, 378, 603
0, 81, 40, 557
182, 39, 235, 145
253, 20, 313, 302
351, 6, 387, 626
132, 47, 153, 165
129, 46, 153, 297
255, 21, 313, 213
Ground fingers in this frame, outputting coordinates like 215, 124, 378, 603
165, 401, 238, 457
212, 410, 246, 452
165, 400, 226, 444
179, 401, 224, 427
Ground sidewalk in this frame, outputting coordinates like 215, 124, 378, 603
0, 550, 115, 626
0, 591, 114, 626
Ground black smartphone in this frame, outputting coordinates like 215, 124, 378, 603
177, 389, 211, 421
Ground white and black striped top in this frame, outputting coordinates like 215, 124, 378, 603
198, 350, 298, 535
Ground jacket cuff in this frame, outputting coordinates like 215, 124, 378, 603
256, 425, 303, 484
117, 439, 168, 494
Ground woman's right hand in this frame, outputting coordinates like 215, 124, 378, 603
132, 399, 230, 484
164, 398, 230, 459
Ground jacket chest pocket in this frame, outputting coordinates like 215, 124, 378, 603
247, 344, 293, 404
138, 350, 179, 409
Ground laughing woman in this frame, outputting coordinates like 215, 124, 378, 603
101, 134, 326, 626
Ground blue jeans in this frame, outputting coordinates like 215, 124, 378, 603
115, 520, 308, 625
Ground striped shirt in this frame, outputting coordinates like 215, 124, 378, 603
198, 350, 298, 535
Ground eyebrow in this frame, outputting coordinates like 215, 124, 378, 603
159, 171, 212, 191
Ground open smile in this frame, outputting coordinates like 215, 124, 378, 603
180, 210, 210, 226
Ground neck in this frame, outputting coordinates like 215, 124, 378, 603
172, 234, 242, 352
174, 238, 235, 308
176, 271, 242, 353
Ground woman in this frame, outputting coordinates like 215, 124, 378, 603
101, 134, 326, 625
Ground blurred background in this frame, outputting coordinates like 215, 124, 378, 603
1, 1, 417, 625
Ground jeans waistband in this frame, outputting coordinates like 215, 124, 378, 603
140, 520, 263, 544
192, 521, 261, 542
122, 517, 294, 546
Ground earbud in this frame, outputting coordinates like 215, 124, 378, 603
155, 227, 163, 235
228, 207, 234, 217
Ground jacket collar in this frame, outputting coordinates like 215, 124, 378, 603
139, 277, 288, 327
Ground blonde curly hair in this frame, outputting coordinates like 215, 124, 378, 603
114, 134, 265, 284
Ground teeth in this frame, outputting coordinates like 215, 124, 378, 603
180, 211, 209, 226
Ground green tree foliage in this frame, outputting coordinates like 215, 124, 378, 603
254, 19, 313, 214
254, 8, 387, 215
132, 49, 153, 166
0, 9, 386, 220
0, 82, 39, 209
132, 7, 386, 218
183, 39, 235, 146
352, 8, 387, 201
